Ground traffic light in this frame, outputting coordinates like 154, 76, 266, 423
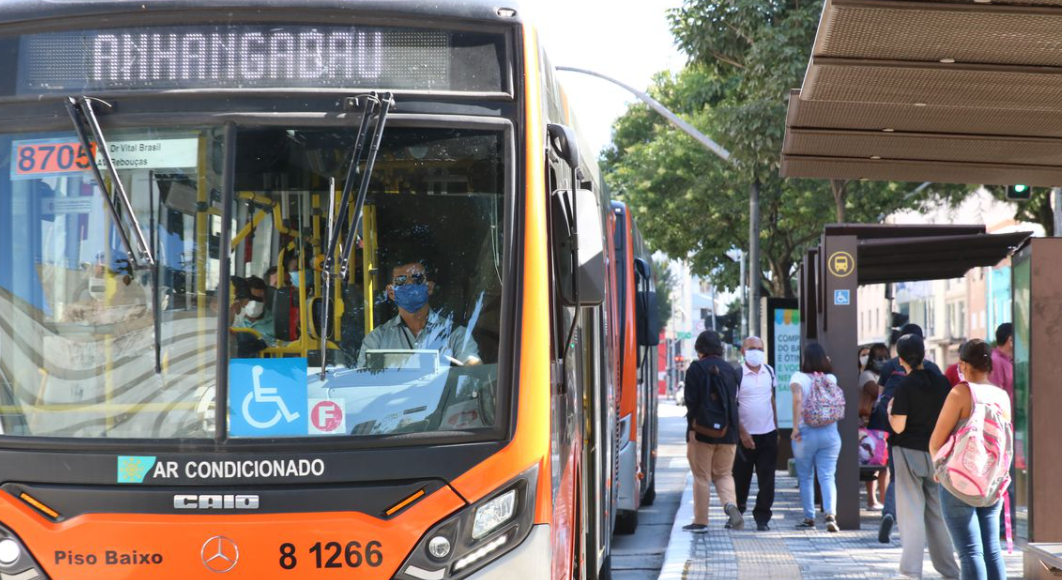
1007, 184, 1032, 200
715, 312, 738, 346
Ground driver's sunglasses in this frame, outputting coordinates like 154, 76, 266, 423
392, 273, 427, 286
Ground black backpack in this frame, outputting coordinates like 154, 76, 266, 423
691, 361, 731, 438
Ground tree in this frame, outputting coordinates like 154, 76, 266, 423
602, 0, 971, 297
653, 257, 676, 328
984, 186, 1055, 236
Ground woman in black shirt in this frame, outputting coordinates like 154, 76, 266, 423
887, 334, 959, 580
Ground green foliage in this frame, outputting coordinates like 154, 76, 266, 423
985, 186, 1055, 236
653, 257, 676, 328
602, 0, 973, 297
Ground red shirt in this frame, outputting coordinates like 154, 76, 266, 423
944, 363, 961, 387
989, 348, 1014, 402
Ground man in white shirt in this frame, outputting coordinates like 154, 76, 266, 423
733, 336, 778, 531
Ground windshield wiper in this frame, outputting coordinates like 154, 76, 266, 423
65, 97, 156, 269
66, 96, 162, 374
320, 92, 394, 378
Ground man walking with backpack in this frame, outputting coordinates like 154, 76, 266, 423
683, 330, 744, 533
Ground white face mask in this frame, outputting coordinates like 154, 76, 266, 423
744, 349, 765, 367
89, 277, 106, 301
859, 355, 869, 367
242, 300, 264, 319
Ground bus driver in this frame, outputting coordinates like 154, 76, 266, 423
356, 258, 482, 368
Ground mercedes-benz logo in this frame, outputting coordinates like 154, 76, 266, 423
201, 535, 239, 573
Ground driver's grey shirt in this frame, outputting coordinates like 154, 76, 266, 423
356, 310, 481, 367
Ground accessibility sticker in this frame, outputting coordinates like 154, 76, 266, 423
834, 289, 851, 306
228, 358, 308, 437
309, 399, 346, 435
117, 456, 157, 484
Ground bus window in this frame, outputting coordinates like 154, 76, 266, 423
0, 127, 226, 438
225, 127, 506, 440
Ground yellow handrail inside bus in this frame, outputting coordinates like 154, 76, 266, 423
362, 204, 377, 336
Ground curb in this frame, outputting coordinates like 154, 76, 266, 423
657, 471, 694, 580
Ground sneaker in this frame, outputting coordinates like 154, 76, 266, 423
869, 502, 884, 511
825, 515, 840, 533
756, 522, 770, 532
878, 513, 894, 544
796, 518, 815, 529
682, 523, 708, 534
724, 503, 744, 530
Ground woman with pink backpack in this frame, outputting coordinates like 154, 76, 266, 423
789, 343, 845, 532
930, 339, 1013, 580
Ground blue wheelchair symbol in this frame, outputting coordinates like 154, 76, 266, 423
228, 358, 308, 437
834, 290, 851, 306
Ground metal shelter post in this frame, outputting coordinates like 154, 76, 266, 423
819, 234, 861, 530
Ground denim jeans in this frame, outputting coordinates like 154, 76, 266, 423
883, 450, 896, 520
940, 486, 1006, 580
793, 423, 841, 520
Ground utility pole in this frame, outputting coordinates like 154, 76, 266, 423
749, 178, 761, 338
739, 250, 747, 340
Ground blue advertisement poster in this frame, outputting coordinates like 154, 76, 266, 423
771, 308, 801, 429
228, 358, 309, 437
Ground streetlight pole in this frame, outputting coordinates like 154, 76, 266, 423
557, 66, 765, 335
556, 66, 731, 163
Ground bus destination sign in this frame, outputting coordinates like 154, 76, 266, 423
16, 24, 505, 94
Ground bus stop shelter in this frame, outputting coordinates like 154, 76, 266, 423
799, 224, 1030, 531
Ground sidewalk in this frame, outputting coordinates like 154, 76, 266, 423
658, 461, 1024, 580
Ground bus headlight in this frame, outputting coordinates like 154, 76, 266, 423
398, 464, 538, 580
0, 524, 49, 579
471, 489, 516, 540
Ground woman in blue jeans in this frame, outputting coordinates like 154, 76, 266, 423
930, 340, 1011, 580
790, 343, 842, 532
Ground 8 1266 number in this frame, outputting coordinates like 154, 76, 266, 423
279, 541, 383, 570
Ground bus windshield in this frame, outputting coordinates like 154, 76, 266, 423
0, 124, 507, 440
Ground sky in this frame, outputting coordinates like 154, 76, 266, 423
526, 0, 688, 157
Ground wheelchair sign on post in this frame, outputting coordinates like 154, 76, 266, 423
228, 358, 309, 437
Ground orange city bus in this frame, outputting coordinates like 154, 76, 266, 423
0, 1, 656, 579
610, 201, 659, 535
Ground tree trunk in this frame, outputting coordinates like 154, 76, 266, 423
767, 257, 795, 299
831, 179, 848, 223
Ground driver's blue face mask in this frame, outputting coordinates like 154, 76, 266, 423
393, 283, 430, 313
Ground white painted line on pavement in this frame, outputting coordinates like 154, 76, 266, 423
657, 472, 695, 580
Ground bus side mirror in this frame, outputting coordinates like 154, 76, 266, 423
547, 123, 580, 169
633, 258, 661, 346
551, 188, 605, 307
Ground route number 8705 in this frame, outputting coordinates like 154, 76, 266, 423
14, 141, 97, 177
279, 541, 383, 570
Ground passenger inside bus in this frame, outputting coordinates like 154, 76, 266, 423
232, 276, 275, 347
356, 258, 482, 369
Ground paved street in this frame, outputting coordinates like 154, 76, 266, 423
623, 397, 1025, 580
611, 399, 690, 580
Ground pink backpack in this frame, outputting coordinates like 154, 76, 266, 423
801, 372, 845, 427
933, 382, 1013, 508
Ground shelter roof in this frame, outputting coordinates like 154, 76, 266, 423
819, 224, 1031, 285
781, 0, 1062, 186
